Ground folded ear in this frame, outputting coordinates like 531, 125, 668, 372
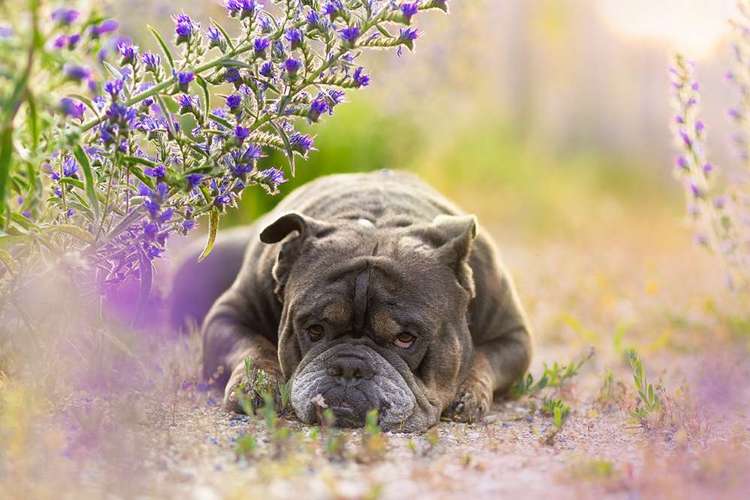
410, 214, 478, 297
259, 211, 335, 300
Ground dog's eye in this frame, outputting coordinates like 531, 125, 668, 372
394, 332, 416, 349
306, 324, 324, 341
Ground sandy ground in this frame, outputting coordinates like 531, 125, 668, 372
2, 206, 750, 500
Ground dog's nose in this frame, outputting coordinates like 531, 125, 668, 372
326, 356, 374, 380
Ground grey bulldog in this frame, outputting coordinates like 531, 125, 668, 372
170, 170, 532, 432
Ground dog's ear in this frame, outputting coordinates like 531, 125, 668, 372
259, 212, 335, 299
410, 214, 478, 297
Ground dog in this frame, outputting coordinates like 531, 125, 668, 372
170, 170, 532, 431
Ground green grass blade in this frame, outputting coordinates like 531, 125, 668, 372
73, 144, 100, 219
197, 208, 219, 262
148, 25, 175, 71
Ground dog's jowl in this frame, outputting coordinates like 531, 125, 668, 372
171, 170, 532, 432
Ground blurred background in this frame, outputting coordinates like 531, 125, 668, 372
110, 0, 740, 245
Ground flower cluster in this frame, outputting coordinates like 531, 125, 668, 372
670, 53, 749, 290
0, 1, 448, 300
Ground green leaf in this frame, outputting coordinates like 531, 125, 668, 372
148, 25, 175, 71
196, 75, 211, 122
0, 125, 12, 217
197, 208, 219, 262
102, 61, 124, 80
73, 145, 100, 219
26, 91, 40, 153
269, 119, 296, 176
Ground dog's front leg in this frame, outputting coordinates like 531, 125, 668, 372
202, 294, 282, 414
444, 328, 531, 423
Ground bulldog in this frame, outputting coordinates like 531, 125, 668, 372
170, 170, 532, 432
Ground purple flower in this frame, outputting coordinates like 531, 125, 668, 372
399, 27, 419, 49
254, 37, 270, 56
64, 64, 91, 82
328, 89, 345, 106
308, 97, 329, 122
90, 20, 119, 39
285, 28, 303, 49
182, 219, 196, 233
306, 10, 322, 28
52, 8, 79, 26
177, 94, 199, 113
703, 163, 714, 176
174, 14, 197, 44
105, 103, 137, 127
186, 173, 203, 190
176, 71, 194, 92
214, 193, 233, 208
679, 130, 692, 148
260, 167, 286, 190
234, 125, 250, 143
224, 67, 242, 84
142, 52, 161, 72
339, 26, 361, 46
63, 157, 79, 177
352, 67, 370, 88
728, 108, 742, 121
104, 79, 124, 98
284, 58, 301, 77
259, 61, 274, 78
207, 26, 223, 48
323, 0, 344, 19
53, 35, 67, 49
145, 164, 166, 179
695, 120, 705, 136
59, 98, 85, 120
675, 156, 689, 171
117, 40, 138, 65
290, 132, 314, 154
67, 33, 81, 49
226, 0, 255, 19
226, 94, 242, 110
690, 182, 703, 199
400, 2, 419, 22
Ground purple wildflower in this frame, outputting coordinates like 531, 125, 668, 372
117, 40, 138, 65
186, 173, 203, 190
308, 97, 329, 122
53, 35, 67, 49
145, 164, 167, 179
59, 98, 85, 121
62, 157, 79, 177
226, 94, 242, 111
142, 52, 161, 72
676, 156, 689, 171
285, 28, 304, 49
207, 26, 223, 48
67, 33, 81, 49
690, 182, 703, 199
259, 61, 274, 78
323, 0, 344, 19
214, 193, 233, 208
52, 8, 79, 25
260, 167, 287, 190
224, 67, 242, 84
234, 125, 250, 143
90, 20, 119, 39
226, 0, 255, 19
254, 37, 270, 56
177, 94, 199, 114
352, 67, 370, 88
174, 14, 197, 44
176, 71, 194, 92
284, 58, 301, 77
306, 10, 322, 28
399, 27, 419, 49
64, 64, 91, 82
400, 2, 420, 23
339, 26, 361, 46
290, 133, 314, 154
104, 79, 124, 98
182, 219, 196, 233
703, 163, 714, 176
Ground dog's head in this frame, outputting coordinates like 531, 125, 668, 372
260, 211, 477, 432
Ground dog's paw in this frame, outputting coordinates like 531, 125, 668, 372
443, 378, 492, 424
224, 359, 284, 415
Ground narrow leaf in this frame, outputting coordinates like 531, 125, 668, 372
148, 25, 175, 71
73, 144, 100, 218
198, 208, 219, 262
0, 248, 18, 275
